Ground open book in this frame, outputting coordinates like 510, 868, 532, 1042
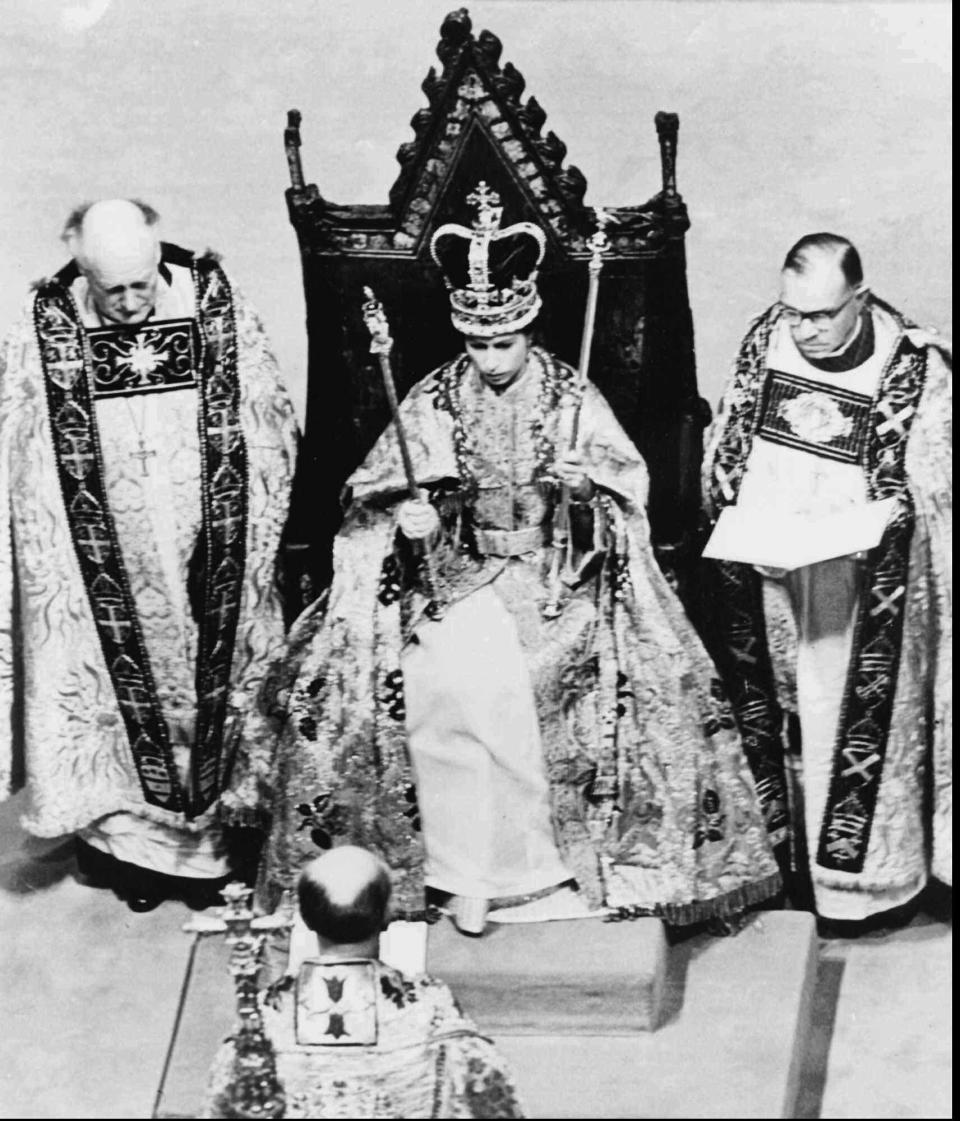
702, 497, 897, 571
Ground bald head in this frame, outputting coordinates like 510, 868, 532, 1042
65, 199, 161, 324
782, 232, 863, 289
298, 847, 392, 947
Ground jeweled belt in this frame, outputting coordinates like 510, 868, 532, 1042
474, 523, 550, 557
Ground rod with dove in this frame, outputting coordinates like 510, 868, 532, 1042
569, 207, 616, 448
543, 209, 616, 618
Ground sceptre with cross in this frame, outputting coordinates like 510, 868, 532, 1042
361, 287, 445, 619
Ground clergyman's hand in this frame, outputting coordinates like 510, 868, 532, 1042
552, 451, 595, 501
397, 499, 440, 543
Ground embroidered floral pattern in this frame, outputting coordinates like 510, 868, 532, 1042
779, 390, 854, 445
34, 256, 248, 816
377, 553, 403, 606
260, 344, 782, 924
296, 793, 347, 850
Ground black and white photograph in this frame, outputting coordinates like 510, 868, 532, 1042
0, 2, 950, 1118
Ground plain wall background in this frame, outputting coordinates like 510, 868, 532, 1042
0, 0, 951, 425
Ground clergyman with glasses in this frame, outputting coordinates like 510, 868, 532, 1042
702, 232, 952, 933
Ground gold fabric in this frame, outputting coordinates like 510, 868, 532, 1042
704, 304, 952, 914
0, 265, 298, 836
254, 349, 780, 921
204, 960, 525, 1119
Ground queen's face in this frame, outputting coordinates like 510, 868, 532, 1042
464, 332, 531, 390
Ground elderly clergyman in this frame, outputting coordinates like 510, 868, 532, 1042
703, 233, 951, 930
205, 846, 525, 1119
0, 199, 298, 910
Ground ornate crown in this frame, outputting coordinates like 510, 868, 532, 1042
430, 182, 547, 337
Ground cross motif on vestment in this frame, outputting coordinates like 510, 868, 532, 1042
61, 446, 91, 479
96, 603, 131, 645
714, 464, 736, 503
841, 749, 882, 782
47, 355, 84, 385
207, 412, 238, 454
132, 441, 158, 477
876, 402, 915, 439
869, 584, 905, 618
75, 524, 111, 564
116, 686, 154, 724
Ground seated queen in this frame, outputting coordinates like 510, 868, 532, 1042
252, 182, 780, 934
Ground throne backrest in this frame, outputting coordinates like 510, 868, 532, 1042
283, 7, 707, 593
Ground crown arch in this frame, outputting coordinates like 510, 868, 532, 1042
282, 7, 709, 603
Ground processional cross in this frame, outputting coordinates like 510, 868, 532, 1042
169, 883, 294, 1120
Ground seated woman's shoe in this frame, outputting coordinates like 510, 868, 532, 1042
453, 896, 489, 936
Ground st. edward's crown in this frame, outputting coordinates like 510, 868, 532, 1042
430, 182, 547, 337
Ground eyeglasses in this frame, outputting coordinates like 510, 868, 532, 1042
776, 289, 864, 329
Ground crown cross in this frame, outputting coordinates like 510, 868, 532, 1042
466, 181, 502, 230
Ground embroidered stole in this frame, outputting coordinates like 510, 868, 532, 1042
707, 303, 927, 871
34, 257, 248, 817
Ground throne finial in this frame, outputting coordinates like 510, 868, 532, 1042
654, 111, 680, 199
285, 108, 305, 191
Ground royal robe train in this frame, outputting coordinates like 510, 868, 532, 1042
251, 346, 780, 922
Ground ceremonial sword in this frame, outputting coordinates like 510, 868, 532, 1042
361, 287, 444, 618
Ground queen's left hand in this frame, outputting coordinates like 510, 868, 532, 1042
552, 451, 595, 501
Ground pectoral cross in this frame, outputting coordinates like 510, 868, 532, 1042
132, 439, 157, 477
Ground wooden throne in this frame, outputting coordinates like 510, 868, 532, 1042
281, 7, 711, 608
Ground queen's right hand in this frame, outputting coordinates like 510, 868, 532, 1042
397, 499, 440, 543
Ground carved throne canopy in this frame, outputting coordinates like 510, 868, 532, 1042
282, 7, 708, 596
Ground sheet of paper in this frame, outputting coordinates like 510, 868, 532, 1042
702, 498, 897, 571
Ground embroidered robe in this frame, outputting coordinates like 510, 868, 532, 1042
254, 347, 780, 923
0, 247, 298, 840
703, 297, 952, 919
204, 959, 524, 1119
